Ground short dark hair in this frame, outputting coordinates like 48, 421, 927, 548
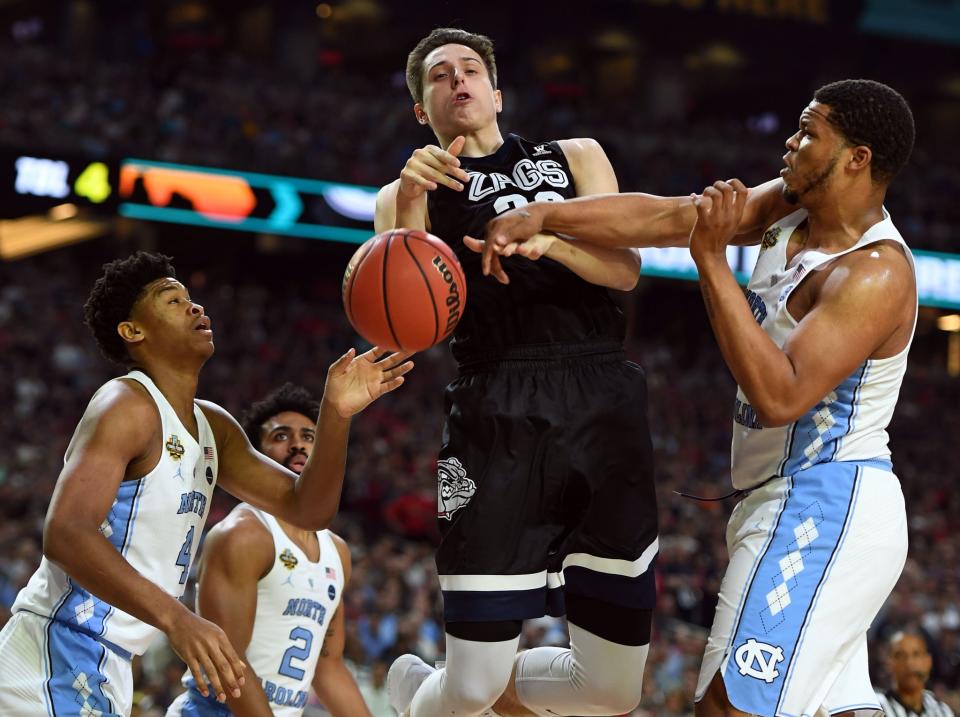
83, 251, 177, 366
813, 79, 915, 183
240, 383, 320, 449
406, 27, 497, 105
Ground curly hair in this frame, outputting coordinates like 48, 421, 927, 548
813, 79, 915, 183
83, 251, 177, 366
406, 27, 498, 105
240, 383, 320, 449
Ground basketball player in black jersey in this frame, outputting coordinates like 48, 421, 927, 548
374, 28, 656, 717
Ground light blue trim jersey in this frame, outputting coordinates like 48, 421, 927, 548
730, 208, 916, 489
12, 370, 219, 655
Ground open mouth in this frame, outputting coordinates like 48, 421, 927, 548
287, 455, 308, 473
453, 92, 472, 105
193, 317, 212, 333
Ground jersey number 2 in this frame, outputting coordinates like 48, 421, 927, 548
278, 627, 314, 680
176, 526, 195, 585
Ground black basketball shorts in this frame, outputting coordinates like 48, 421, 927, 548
435, 342, 659, 623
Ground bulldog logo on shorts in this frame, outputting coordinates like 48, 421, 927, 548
438, 457, 476, 520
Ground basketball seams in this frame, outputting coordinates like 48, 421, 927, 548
381, 231, 403, 350
405, 232, 467, 338
402, 233, 441, 347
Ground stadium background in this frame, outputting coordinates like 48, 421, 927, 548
1, 1, 959, 715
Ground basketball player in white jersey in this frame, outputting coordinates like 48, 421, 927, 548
481, 80, 916, 717
167, 383, 370, 717
0, 252, 412, 717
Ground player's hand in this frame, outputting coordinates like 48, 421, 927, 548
463, 233, 558, 280
464, 203, 548, 284
399, 135, 471, 200
166, 608, 246, 703
689, 179, 749, 262
323, 347, 414, 418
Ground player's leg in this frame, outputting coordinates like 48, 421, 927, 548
694, 461, 907, 717
495, 356, 657, 717
389, 368, 566, 717
397, 623, 522, 716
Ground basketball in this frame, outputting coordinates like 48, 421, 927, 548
342, 229, 467, 352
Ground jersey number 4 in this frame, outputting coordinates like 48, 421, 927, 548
278, 627, 314, 681
176, 526, 195, 585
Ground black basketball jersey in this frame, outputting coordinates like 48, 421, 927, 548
427, 134, 625, 364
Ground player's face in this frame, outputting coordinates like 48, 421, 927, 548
780, 102, 846, 205
127, 278, 214, 360
259, 411, 316, 474
417, 43, 501, 137
888, 635, 932, 692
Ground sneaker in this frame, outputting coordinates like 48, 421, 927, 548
387, 653, 435, 716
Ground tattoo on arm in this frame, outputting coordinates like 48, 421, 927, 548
320, 627, 333, 657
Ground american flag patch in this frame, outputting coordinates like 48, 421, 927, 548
203, 446, 214, 461
325, 566, 337, 580
791, 264, 807, 283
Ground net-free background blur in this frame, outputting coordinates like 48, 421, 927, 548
1, 1, 959, 715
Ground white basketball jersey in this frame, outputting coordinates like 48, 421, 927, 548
238, 506, 344, 716
730, 208, 915, 489
13, 370, 218, 655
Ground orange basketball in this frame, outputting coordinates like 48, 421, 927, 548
342, 229, 467, 352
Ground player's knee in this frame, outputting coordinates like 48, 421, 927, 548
443, 676, 508, 714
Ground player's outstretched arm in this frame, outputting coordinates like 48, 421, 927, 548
194, 510, 277, 717
690, 179, 915, 427
43, 381, 246, 703
464, 138, 641, 289
480, 177, 791, 264
207, 347, 413, 530
311, 534, 372, 717
375, 135, 470, 233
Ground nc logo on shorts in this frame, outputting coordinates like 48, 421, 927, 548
438, 457, 476, 520
734, 638, 784, 683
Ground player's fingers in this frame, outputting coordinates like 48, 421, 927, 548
381, 376, 406, 393
729, 178, 749, 211
713, 181, 734, 211
490, 255, 510, 284
187, 659, 209, 697
500, 242, 518, 257
694, 193, 713, 219
369, 346, 398, 362
330, 348, 356, 373
482, 236, 496, 275
410, 161, 464, 191
400, 168, 437, 191
377, 350, 414, 368
211, 648, 242, 698
463, 236, 485, 254
426, 144, 461, 167
216, 637, 246, 688
382, 360, 415, 382
448, 135, 467, 157
199, 654, 227, 702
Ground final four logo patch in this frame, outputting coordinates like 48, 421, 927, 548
761, 226, 782, 250
279, 548, 298, 570
165, 435, 185, 461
